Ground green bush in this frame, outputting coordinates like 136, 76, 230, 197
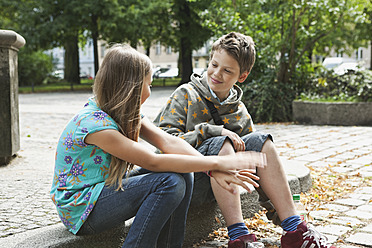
241, 55, 372, 124
241, 66, 295, 123
240, 45, 306, 123
18, 49, 54, 86
300, 69, 372, 102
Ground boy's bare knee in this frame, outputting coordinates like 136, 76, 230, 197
218, 139, 235, 156
262, 139, 276, 153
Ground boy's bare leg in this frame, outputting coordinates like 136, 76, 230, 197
211, 138, 297, 228
257, 140, 296, 221
211, 139, 244, 226
211, 178, 244, 226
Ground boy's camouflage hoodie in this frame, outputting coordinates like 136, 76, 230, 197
153, 73, 255, 149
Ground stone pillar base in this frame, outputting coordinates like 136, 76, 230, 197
0, 156, 13, 166
0, 30, 25, 165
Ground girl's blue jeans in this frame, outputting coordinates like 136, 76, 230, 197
78, 168, 194, 248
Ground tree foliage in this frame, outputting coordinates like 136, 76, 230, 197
300, 69, 372, 102
18, 49, 54, 87
202, 0, 369, 84
99, 0, 175, 56
10, 0, 86, 83
200, 0, 370, 122
355, 2, 372, 69
0, 0, 18, 28
171, 0, 213, 84
1, 0, 370, 121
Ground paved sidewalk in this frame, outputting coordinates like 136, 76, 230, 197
0, 88, 371, 247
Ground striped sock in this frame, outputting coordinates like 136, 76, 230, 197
227, 222, 249, 241
281, 215, 302, 232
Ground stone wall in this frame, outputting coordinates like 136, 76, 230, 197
293, 100, 372, 126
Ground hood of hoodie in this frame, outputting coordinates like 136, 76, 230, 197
189, 72, 243, 106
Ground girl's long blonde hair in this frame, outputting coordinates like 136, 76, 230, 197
93, 44, 152, 190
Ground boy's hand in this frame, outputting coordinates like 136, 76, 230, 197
221, 128, 245, 151
211, 170, 260, 194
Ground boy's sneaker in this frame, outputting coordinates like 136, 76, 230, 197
281, 221, 337, 248
228, 234, 264, 248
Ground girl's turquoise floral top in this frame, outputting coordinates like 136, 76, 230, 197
51, 97, 118, 234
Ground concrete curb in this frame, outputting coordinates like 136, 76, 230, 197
292, 100, 372, 126
0, 160, 310, 248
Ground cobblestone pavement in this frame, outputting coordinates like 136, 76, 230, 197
0, 89, 371, 247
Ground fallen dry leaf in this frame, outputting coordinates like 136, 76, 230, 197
203, 160, 372, 247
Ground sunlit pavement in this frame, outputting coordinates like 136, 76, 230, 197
0, 88, 371, 247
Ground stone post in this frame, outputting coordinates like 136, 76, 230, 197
0, 30, 26, 165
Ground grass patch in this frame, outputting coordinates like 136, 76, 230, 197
152, 78, 180, 87
19, 82, 92, 94
298, 95, 359, 103
19, 78, 180, 94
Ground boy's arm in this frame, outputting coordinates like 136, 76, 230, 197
140, 116, 265, 193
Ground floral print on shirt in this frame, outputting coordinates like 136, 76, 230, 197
51, 97, 118, 234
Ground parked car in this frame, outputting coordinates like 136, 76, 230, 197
333, 62, 365, 75
52, 70, 64, 79
158, 68, 179, 78
80, 73, 93, 79
152, 67, 170, 78
322, 57, 365, 75
322, 57, 355, 70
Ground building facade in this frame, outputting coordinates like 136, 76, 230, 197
50, 39, 371, 78
326, 45, 371, 69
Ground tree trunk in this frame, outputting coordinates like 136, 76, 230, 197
91, 15, 99, 76
64, 34, 80, 84
277, 6, 298, 85
370, 39, 372, 70
178, 0, 193, 85
180, 40, 192, 85
277, 59, 289, 84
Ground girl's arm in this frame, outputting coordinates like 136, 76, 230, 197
139, 116, 202, 156
139, 117, 266, 194
84, 124, 265, 174
85, 128, 214, 173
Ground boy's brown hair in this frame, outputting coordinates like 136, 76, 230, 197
210, 32, 256, 74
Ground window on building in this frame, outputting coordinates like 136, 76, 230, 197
87, 46, 92, 59
204, 45, 209, 54
101, 45, 105, 58
356, 48, 364, 60
166, 46, 172, 54
194, 58, 199, 68
155, 42, 161, 55
87, 42, 92, 59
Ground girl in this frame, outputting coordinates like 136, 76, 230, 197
50, 44, 266, 248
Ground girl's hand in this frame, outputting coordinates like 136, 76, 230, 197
211, 170, 260, 194
221, 128, 245, 152
219, 151, 267, 171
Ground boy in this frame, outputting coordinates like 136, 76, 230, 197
153, 32, 336, 248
